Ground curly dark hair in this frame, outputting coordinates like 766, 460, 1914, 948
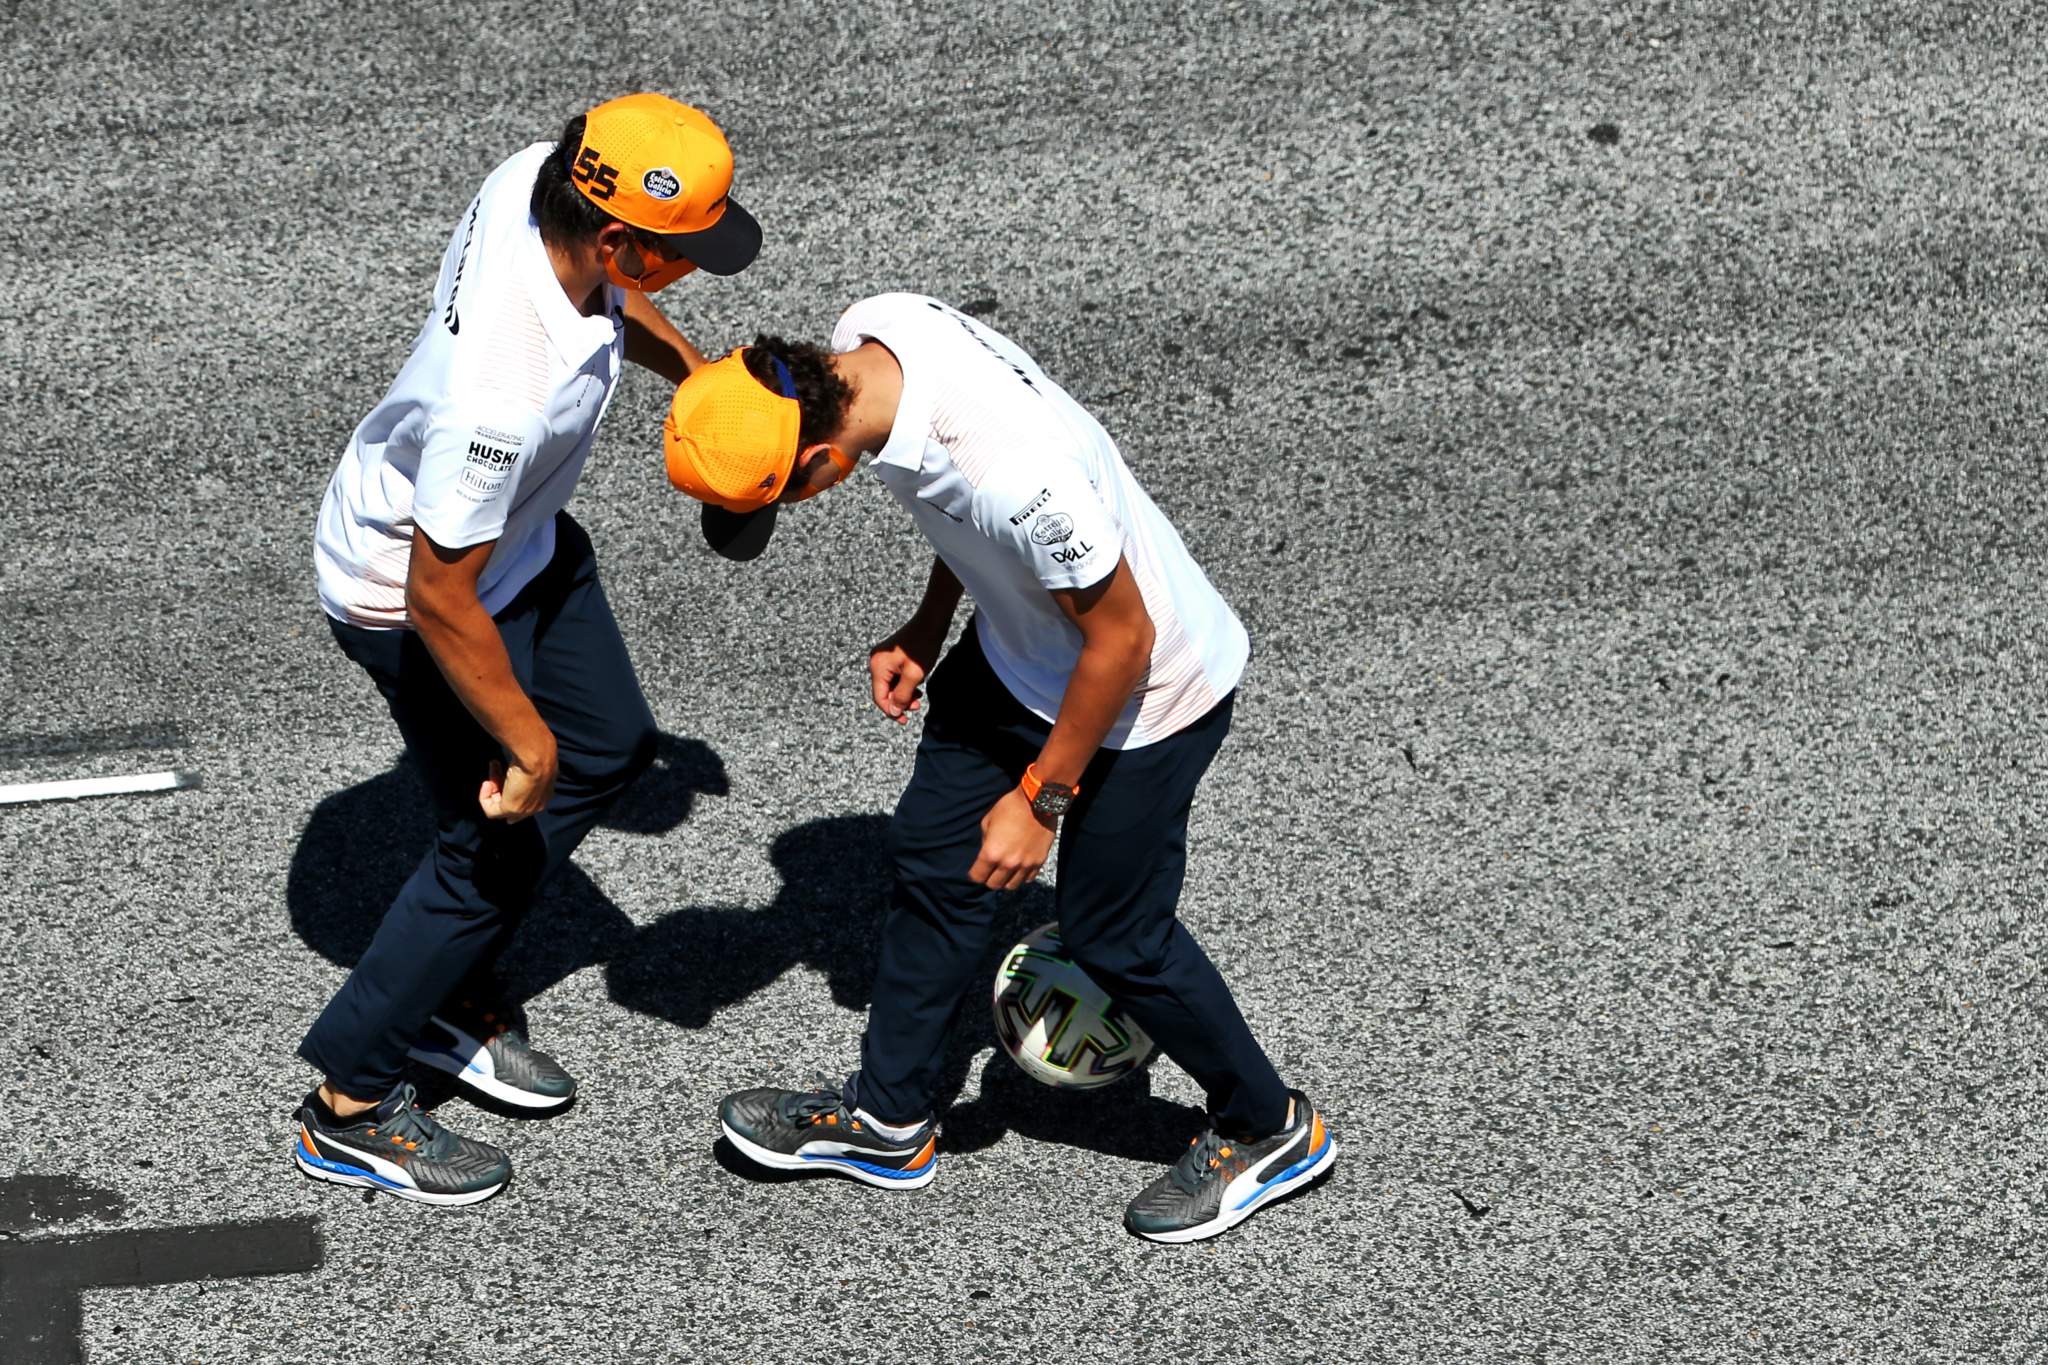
529, 115, 665, 255
742, 335, 855, 448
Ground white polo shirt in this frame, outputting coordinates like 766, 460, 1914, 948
314, 142, 626, 628
830, 294, 1249, 750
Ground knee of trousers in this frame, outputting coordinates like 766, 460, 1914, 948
886, 804, 942, 877
1060, 920, 1174, 987
886, 811, 984, 901
574, 720, 660, 794
440, 822, 548, 919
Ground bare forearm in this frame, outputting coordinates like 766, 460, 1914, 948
908, 556, 965, 638
622, 292, 705, 383
1035, 626, 1152, 788
410, 594, 552, 768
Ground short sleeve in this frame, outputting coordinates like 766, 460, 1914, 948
411, 405, 546, 549
975, 461, 1121, 592
831, 295, 904, 356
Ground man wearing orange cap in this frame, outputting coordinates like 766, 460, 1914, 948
295, 94, 759, 1205
664, 295, 1336, 1243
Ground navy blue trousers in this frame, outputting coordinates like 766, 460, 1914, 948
851, 620, 1289, 1141
299, 514, 657, 1096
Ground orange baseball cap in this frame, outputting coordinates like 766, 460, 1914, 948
570, 93, 760, 276
664, 349, 801, 560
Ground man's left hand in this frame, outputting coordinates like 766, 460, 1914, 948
969, 786, 1057, 890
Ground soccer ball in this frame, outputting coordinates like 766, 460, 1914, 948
991, 922, 1155, 1088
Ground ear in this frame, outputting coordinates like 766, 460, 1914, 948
786, 444, 849, 503
791, 445, 831, 485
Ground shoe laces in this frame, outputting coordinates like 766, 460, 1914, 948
776, 1086, 852, 1129
1169, 1130, 1241, 1194
365, 1084, 444, 1154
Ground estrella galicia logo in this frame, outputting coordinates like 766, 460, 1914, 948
1030, 513, 1074, 546
643, 167, 682, 200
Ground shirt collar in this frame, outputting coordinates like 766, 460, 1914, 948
520, 216, 622, 363
867, 338, 931, 475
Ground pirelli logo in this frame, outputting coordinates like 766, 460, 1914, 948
1009, 488, 1052, 525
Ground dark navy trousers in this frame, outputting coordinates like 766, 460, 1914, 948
850, 619, 1290, 1141
299, 514, 657, 1096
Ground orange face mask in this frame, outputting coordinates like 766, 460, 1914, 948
605, 238, 696, 294
788, 443, 857, 502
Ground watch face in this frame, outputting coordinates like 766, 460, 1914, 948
1031, 787, 1075, 818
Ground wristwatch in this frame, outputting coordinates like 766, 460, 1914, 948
1021, 764, 1078, 821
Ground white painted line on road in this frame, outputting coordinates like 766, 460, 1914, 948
0, 770, 200, 806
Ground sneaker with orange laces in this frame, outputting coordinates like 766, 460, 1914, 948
719, 1085, 938, 1189
1123, 1089, 1336, 1243
291, 1082, 511, 1206
407, 999, 577, 1112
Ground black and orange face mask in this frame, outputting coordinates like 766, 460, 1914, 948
603, 235, 696, 294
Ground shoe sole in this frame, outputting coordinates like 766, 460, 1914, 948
1131, 1135, 1338, 1244
720, 1121, 938, 1190
291, 1146, 507, 1207
407, 1027, 576, 1113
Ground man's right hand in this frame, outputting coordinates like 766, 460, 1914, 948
869, 623, 945, 724
479, 743, 557, 822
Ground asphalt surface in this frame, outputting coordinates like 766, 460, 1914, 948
3, 2, 2046, 1361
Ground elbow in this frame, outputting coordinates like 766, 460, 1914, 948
1115, 615, 1155, 681
404, 578, 458, 638
1131, 614, 1156, 667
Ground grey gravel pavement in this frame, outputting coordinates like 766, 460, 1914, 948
3, 2, 2047, 1361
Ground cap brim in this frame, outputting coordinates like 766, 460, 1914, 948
702, 499, 779, 562
659, 198, 761, 277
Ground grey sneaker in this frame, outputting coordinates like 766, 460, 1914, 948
292, 1082, 511, 1206
407, 1002, 577, 1112
1125, 1089, 1336, 1243
719, 1085, 938, 1190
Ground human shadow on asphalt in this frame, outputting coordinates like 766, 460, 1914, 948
286, 732, 729, 1010
629, 825, 1207, 1169
290, 754, 1207, 1160
602, 812, 899, 1026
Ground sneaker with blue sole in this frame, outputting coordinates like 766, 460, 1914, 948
719, 1085, 938, 1190
1124, 1089, 1336, 1243
406, 1002, 577, 1113
291, 1082, 511, 1206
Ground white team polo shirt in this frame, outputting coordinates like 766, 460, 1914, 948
830, 294, 1249, 750
314, 142, 626, 627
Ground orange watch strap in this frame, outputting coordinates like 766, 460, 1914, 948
1022, 764, 1076, 801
